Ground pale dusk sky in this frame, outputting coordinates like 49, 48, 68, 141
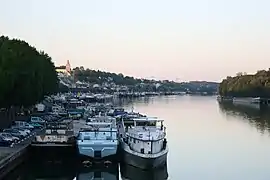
1, 0, 270, 82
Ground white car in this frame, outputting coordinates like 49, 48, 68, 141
11, 128, 29, 136
0, 133, 19, 142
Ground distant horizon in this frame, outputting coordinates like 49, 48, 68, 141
1, 0, 270, 83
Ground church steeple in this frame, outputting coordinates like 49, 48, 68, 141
66, 60, 71, 74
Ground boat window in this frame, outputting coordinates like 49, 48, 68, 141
84, 136, 90, 140
106, 136, 112, 140
133, 138, 136, 143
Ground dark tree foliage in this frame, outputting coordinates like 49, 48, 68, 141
0, 36, 58, 108
72, 67, 218, 93
219, 70, 270, 97
73, 67, 140, 85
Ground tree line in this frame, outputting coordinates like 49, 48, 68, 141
0, 36, 58, 109
219, 70, 270, 97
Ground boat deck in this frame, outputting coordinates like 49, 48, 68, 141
126, 126, 165, 141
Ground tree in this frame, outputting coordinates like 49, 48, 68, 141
0, 36, 58, 108
219, 69, 270, 97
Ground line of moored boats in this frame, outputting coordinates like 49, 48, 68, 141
77, 107, 168, 169
32, 93, 169, 170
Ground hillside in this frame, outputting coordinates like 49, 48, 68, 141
58, 67, 219, 94
219, 70, 270, 97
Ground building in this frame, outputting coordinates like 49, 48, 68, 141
56, 60, 71, 76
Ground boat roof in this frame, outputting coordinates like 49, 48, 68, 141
132, 117, 164, 122
79, 127, 117, 132
86, 122, 114, 125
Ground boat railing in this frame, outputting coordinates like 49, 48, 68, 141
127, 129, 166, 140
78, 135, 118, 141
123, 142, 168, 158
79, 128, 117, 132
79, 138, 118, 141
36, 128, 74, 136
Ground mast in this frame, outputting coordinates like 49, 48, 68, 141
131, 105, 134, 113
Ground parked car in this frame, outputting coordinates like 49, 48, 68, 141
29, 122, 43, 129
31, 116, 46, 124
3, 129, 25, 139
0, 133, 19, 143
12, 127, 30, 136
0, 137, 12, 146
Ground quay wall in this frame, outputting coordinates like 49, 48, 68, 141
1, 143, 77, 179
0, 144, 30, 179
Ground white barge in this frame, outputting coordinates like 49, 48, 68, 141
118, 117, 168, 169
76, 116, 118, 162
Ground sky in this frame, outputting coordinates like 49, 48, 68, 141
1, 0, 270, 82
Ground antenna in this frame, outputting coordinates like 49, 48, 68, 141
131, 105, 134, 112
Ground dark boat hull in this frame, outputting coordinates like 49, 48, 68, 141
122, 148, 168, 169
120, 162, 168, 180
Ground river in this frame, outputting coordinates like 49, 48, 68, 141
4, 95, 270, 180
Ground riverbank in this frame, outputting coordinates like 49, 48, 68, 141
217, 96, 270, 108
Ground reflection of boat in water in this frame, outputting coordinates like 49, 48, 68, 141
120, 163, 168, 180
30, 163, 76, 180
4, 161, 119, 180
76, 164, 119, 180
219, 102, 270, 119
219, 102, 270, 134
4, 160, 76, 180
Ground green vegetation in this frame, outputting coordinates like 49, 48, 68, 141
219, 70, 270, 97
0, 36, 58, 108
72, 67, 218, 94
73, 66, 141, 85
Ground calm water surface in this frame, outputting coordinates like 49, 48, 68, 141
5, 95, 270, 180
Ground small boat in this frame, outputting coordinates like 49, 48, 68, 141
107, 107, 126, 117
77, 116, 118, 162
118, 117, 168, 169
32, 120, 75, 146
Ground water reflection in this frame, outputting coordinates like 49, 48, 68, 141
76, 165, 119, 180
4, 160, 120, 180
113, 97, 151, 107
219, 102, 270, 134
120, 163, 168, 180
3, 161, 76, 180
5, 160, 169, 180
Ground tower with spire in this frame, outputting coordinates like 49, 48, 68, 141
66, 60, 71, 74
